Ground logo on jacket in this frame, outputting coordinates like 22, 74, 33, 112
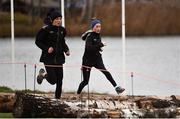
49, 31, 54, 33
94, 39, 97, 41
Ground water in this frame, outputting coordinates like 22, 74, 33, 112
0, 37, 180, 96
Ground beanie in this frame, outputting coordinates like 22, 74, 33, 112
44, 9, 62, 25
91, 19, 101, 29
49, 11, 62, 22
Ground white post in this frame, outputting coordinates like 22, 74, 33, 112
122, 0, 126, 92
61, 0, 65, 27
10, 0, 15, 89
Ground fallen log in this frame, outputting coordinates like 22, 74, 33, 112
0, 93, 14, 112
12, 92, 180, 118
12, 92, 77, 118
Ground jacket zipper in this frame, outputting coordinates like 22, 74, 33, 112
54, 27, 60, 64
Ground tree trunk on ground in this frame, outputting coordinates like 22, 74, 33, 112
12, 92, 77, 118
12, 92, 180, 118
0, 93, 14, 113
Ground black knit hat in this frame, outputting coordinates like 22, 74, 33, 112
49, 10, 62, 21
44, 9, 62, 25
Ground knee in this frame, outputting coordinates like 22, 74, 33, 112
46, 76, 57, 85
102, 69, 110, 74
50, 81, 56, 85
81, 80, 88, 86
57, 79, 63, 85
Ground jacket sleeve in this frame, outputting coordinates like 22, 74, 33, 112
62, 28, 69, 53
63, 42, 69, 53
85, 34, 104, 51
35, 28, 49, 52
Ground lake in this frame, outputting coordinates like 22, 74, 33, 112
0, 36, 180, 96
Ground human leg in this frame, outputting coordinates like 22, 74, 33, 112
55, 66, 63, 99
95, 58, 125, 94
77, 66, 91, 94
44, 65, 58, 85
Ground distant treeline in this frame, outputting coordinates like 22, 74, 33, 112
0, 0, 180, 37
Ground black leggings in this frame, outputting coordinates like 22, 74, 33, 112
44, 64, 63, 99
77, 58, 117, 94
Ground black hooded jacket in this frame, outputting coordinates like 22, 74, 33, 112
35, 25, 69, 65
82, 31, 104, 65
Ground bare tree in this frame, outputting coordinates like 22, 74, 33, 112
30, 0, 35, 24
38, 0, 42, 17
65, 0, 71, 17
88, 0, 93, 20
110, 0, 116, 6
80, 0, 94, 23
80, 0, 87, 22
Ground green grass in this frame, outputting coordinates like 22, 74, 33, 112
0, 86, 14, 93
1, 1, 180, 38
0, 86, 45, 94
0, 86, 110, 95
0, 12, 42, 37
0, 113, 13, 118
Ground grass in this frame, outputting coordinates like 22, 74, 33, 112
0, 113, 13, 118
0, 86, 45, 94
0, 86, 110, 96
1, 0, 180, 38
0, 12, 43, 38
0, 86, 14, 93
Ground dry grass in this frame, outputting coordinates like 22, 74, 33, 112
125, 1, 180, 36
0, 0, 180, 37
66, 0, 180, 36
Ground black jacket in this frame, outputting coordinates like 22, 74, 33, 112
82, 31, 104, 65
35, 25, 69, 65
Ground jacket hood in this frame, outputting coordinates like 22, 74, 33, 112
81, 30, 93, 41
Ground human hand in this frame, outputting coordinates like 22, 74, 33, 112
65, 51, 70, 56
100, 42, 106, 52
102, 42, 107, 46
48, 47, 54, 53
